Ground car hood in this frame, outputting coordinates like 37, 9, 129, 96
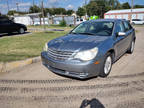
15, 23, 26, 27
48, 34, 109, 52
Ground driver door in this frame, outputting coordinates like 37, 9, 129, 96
114, 21, 127, 58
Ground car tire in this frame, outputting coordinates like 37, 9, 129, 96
100, 53, 112, 78
132, 22, 135, 25
127, 40, 135, 54
19, 28, 25, 34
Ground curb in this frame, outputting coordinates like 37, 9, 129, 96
0, 56, 41, 73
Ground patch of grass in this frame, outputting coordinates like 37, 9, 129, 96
0, 31, 68, 62
28, 25, 74, 31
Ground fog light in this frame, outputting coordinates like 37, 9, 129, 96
80, 72, 88, 77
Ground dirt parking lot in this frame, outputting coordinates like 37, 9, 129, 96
0, 26, 144, 108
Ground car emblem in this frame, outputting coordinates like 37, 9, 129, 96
55, 39, 64, 43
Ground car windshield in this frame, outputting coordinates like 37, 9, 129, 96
71, 21, 114, 36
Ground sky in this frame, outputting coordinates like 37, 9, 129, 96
0, 0, 144, 14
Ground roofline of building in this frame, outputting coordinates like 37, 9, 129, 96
105, 8, 144, 15
105, 11, 144, 15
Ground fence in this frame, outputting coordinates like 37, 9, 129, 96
52, 16, 75, 25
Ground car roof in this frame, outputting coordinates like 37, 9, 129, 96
87, 19, 126, 23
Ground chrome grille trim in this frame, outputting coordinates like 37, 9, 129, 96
47, 48, 74, 60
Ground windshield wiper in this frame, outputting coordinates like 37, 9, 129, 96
70, 32, 95, 35
71, 32, 78, 34
78, 32, 95, 35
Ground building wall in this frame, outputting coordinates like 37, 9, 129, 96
14, 16, 49, 25
104, 9, 144, 20
52, 16, 75, 25
14, 16, 32, 25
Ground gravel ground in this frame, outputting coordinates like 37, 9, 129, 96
0, 26, 144, 108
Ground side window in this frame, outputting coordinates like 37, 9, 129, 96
115, 21, 125, 33
123, 21, 130, 32
127, 22, 132, 29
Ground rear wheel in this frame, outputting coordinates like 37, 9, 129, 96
127, 40, 135, 54
100, 53, 112, 77
19, 28, 25, 34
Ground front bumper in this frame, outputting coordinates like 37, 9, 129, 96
41, 51, 103, 79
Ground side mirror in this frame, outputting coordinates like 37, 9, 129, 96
117, 32, 126, 36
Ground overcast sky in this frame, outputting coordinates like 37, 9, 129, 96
0, 0, 144, 14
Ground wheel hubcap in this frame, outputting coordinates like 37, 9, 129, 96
20, 28, 24, 33
131, 41, 134, 52
104, 56, 112, 74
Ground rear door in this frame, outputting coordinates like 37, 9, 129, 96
4, 20, 17, 33
123, 21, 133, 50
0, 21, 5, 33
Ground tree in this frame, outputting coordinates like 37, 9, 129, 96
134, 5, 144, 8
7, 10, 28, 16
51, 8, 66, 15
108, 0, 121, 9
86, 0, 109, 18
67, 10, 74, 16
122, 2, 131, 9
7, 10, 17, 15
76, 7, 86, 18
86, 1, 98, 17
45, 8, 53, 16
59, 19, 66, 27
29, 5, 41, 13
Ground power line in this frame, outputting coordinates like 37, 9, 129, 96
41, 0, 46, 31
7, 0, 9, 12
131, 0, 134, 22
16, 2, 19, 12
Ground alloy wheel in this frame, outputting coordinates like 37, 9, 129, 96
104, 56, 112, 75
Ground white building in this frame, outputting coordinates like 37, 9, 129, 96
13, 13, 49, 25
104, 8, 144, 20
14, 16, 33, 25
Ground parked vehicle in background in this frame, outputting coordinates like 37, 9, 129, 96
41, 19, 136, 79
76, 18, 86, 25
132, 19, 144, 25
0, 18, 27, 34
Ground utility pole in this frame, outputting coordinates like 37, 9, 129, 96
33, 0, 35, 13
85, 0, 87, 19
131, 0, 134, 22
33, 0, 35, 6
16, 3, 19, 12
7, 0, 9, 12
41, 0, 46, 31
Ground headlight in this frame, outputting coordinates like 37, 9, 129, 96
74, 47, 98, 61
43, 43, 48, 51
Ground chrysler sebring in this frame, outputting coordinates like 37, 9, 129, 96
41, 19, 136, 79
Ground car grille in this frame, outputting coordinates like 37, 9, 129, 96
47, 48, 74, 60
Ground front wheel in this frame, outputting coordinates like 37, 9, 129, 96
19, 28, 25, 34
100, 53, 112, 77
